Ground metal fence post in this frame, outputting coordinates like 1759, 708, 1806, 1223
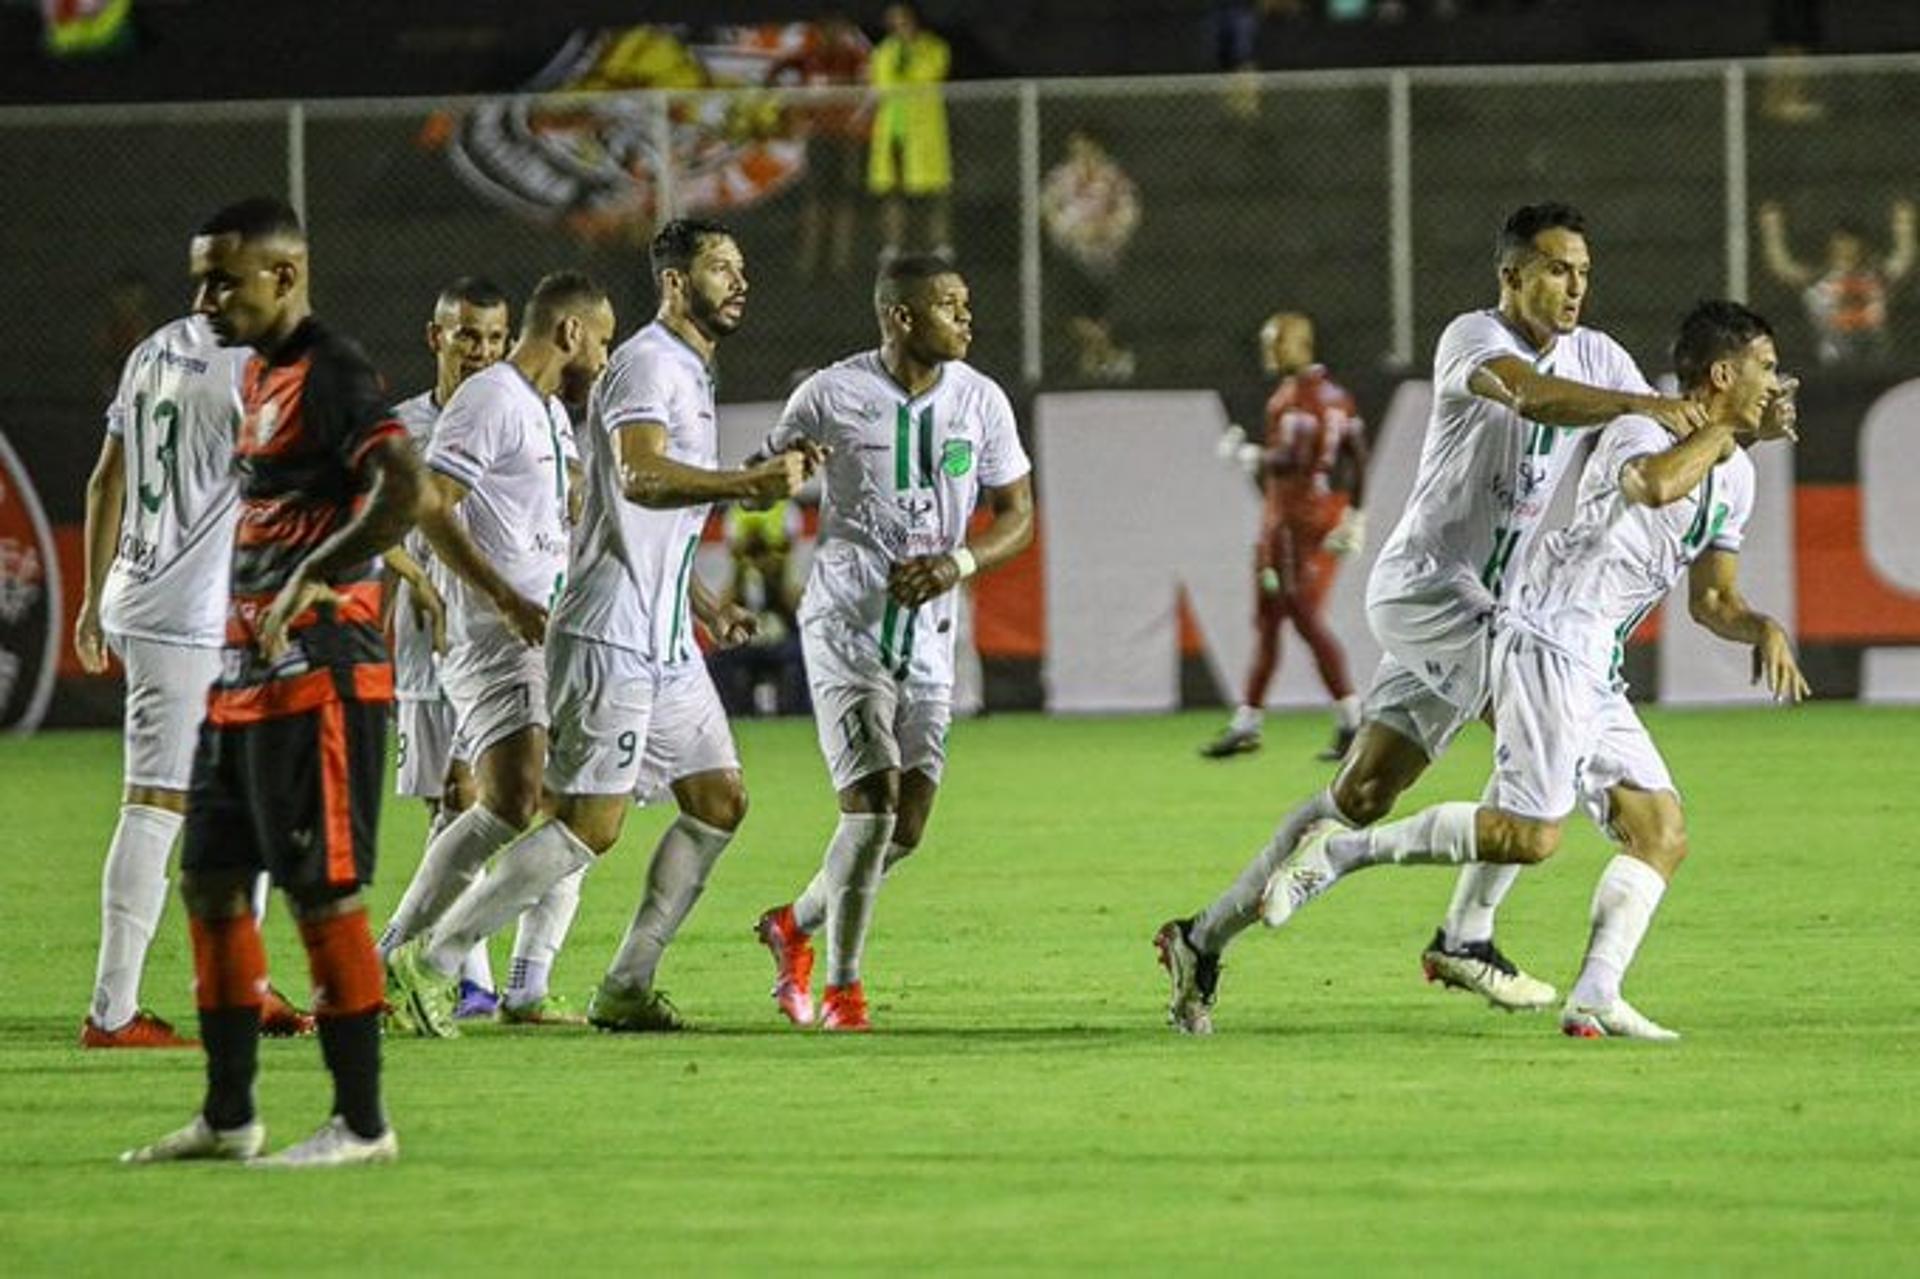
1019, 79, 1042, 386
652, 90, 678, 223
287, 101, 307, 228
1724, 62, 1749, 303
1388, 71, 1413, 369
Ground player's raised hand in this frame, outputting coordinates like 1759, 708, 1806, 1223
707, 601, 759, 649
1757, 376, 1801, 444
1647, 397, 1710, 439
259, 569, 344, 661
889, 554, 962, 607
493, 588, 549, 647
74, 602, 109, 674
1752, 622, 1810, 703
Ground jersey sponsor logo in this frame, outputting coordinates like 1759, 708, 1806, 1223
939, 438, 974, 477
0, 432, 60, 732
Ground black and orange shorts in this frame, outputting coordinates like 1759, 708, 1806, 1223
183, 698, 388, 896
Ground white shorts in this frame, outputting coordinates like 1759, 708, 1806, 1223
803, 620, 952, 792
543, 632, 740, 802
394, 696, 466, 799
1359, 583, 1496, 759
110, 633, 220, 791
1491, 627, 1678, 830
440, 633, 548, 761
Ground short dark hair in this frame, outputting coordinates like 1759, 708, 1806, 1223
875, 252, 959, 309
1672, 300, 1774, 391
198, 196, 304, 243
437, 275, 508, 313
649, 217, 733, 282
523, 270, 609, 333
1497, 201, 1586, 263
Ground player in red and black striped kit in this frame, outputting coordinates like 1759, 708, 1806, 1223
123, 198, 424, 1168
1202, 312, 1369, 763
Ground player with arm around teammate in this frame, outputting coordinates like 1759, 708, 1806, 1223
1157, 201, 1712, 1034
1259, 300, 1806, 1040
383, 219, 816, 1037
752, 254, 1035, 1031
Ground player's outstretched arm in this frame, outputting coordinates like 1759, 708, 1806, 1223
259, 434, 424, 660
1756, 201, 1815, 289
888, 475, 1034, 608
415, 471, 546, 646
1471, 356, 1708, 437
1687, 549, 1809, 703
1619, 422, 1738, 508
74, 434, 126, 674
615, 423, 818, 508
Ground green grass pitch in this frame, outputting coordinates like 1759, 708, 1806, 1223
1, 707, 1915, 1274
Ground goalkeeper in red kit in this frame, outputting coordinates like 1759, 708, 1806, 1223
1202, 312, 1368, 763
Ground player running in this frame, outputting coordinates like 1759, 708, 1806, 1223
1259, 299, 1806, 1040
1158, 202, 1712, 1034
384, 218, 815, 1037
752, 254, 1035, 1031
383, 276, 509, 1018
377, 272, 610, 1027
1200, 310, 1369, 763
123, 197, 422, 1166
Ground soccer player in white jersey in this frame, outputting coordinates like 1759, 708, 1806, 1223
386, 276, 509, 1018
1158, 202, 1715, 1034
75, 311, 316, 1047
1260, 300, 1806, 1039
751, 255, 1034, 1031
378, 272, 610, 1032
385, 218, 814, 1036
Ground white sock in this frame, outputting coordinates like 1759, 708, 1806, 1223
380, 806, 519, 957
1442, 775, 1519, 949
795, 838, 917, 937
1325, 801, 1479, 876
1333, 694, 1361, 731
821, 813, 897, 988
1190, 787, 1348, 953
1230, 704, 1263, 735
423, 821, 596, 976
458, 937, 495, 992
1570, 854, 1669, 1008
506, 867, 585, 1004
249, 870, 272, 924
603, 816, 736, 991
91, 805, 183, 1030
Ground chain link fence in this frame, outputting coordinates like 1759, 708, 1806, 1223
4, 56, 1919, 457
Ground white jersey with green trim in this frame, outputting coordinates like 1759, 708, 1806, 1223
391, 389, 445, 700
764, 350, 1031, 687
1505, 414, 1754, 689
552, 321, 715, 668
425, 361, 577, 649
1369, 309, 1653, 615
98, 315, 246, 647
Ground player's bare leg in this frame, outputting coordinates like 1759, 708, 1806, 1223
1562, 785, 1685, 1041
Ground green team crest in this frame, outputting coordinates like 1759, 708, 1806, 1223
940, 438, 974, 478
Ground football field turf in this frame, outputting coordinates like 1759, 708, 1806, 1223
1, 707, 1914, 1274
